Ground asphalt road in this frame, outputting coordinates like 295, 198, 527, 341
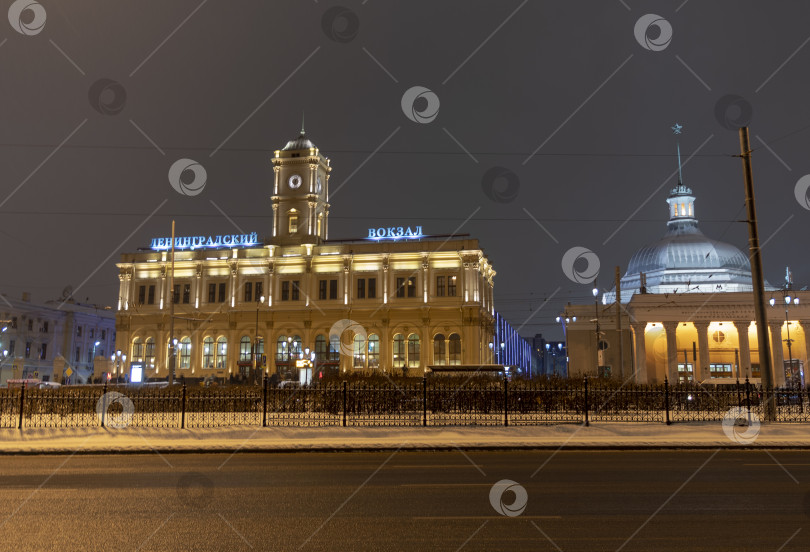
0, 450, 809, 551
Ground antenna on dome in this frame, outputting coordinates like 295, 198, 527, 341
301, 112, 305, 136
672, 123, 683, 183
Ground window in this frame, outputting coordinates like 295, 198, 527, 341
90, 329, 94, 339
329, 279, 338, 300
710, 363, 733, 378
39, 343, 47, 360
672, 204, 678, 217
256, 338, 264, 361
290, 336, 302, 359
8, 340, 14, 355
392, 334, 405, 368
315, 334, 328, 362
203, 337, 214, 369
291, 281, 300, 301
357, 278, 365, 299
179, 337, 191, 369
436, 276, 445, 297
319, 280, 327, 300
218, 283, 226, 303
208, 283, 216, 303
677, 363, 694, 383
448, 276, 457, 297
245, 282, 253, 303
138, 285, 146, 305
77, 325, 82, 337
172, 284, 180, 304
368, 334, 380, 368
407, 334, 420, 368
255, 281, 263, 301
148, 285, 155, 305
73, 346, 78, 362
448, 333, 461, 365
42, 321, 48, 333
87, 349, 93, 363
368, 278, 376, 299
396, 277, 405, 298
216, 337, 227, 369
276, 335, 289, 362
353, 335, 366, 368
11, 317, 16, 329
101, 329, 106, 340
132, 338, 144, 362
145, 338, 155, 368
28, 319, 33, 331
240, 336, 252, 361
281, 281, 289, 301
289, 214, 298, 234
329, 335, 340, 361
433, 334, 446, 365
407, 277, 416, 298
182, 284, 190, 304
712, 331, 725, 343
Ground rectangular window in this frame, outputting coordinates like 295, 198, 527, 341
396, 277, 405, 298
407, 276, 416, 298
8, 340, 15, 355
448, 275, 457, 297
329, 279, 338, 300
87, 349, 93, 363
208, 283, 216, 303
319, 280, 327, 300
25, 342, 31, 359
42, 321, 49, 333
147, 285, 155, 305
436, 276, 445, 297
357, 278, 365, 299
289, 214, 298, 234
28, 319, 33, 331
77, 326, 82, 337
244, 282, 253, 303
101, 330, 106, 340
291, 281, 300, 301
281, 281, 290, 301
218, 283, 226, 303
368, 278, 376, 299
183, 284, 191, 304
138, 285, 146, 305
172, 284, 180, 304
74, 346, 79, 362
11, 317, 17, 329
710, 363, 733, 378
255, 281, 263, 301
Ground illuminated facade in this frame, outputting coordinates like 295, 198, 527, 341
114, 130, 497, 382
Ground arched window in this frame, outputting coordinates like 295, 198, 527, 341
407, 334, 420, 369
392, 334, 405, 368
328, 334, 340, 361
276, 335, 288, 362
353, 334, 366, 368
433, 334, 446, 366
256, 337, 264, 358
291, 335, 303, 359
448, 333, 461, 365
368, 334, 380, 369
215, 337, 227, 369
131, 338, 143, 362
240, 336, 252, 361
179, 337, 191, 369
315, 334, 328, 362
145, 337, 155, 368
203, 337, 214, 368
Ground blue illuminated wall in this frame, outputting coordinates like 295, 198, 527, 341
493, 312, 533, 376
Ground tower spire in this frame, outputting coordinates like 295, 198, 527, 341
301, 112, 305, 136
672, 123, 683, 183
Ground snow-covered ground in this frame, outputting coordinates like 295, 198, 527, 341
1, 421, 810, 453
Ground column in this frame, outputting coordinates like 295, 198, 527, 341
769, 322, 786, 387
662, 322, 679, 383
694, 322, 710, 382
631, 323, 647, 383
733, 321, 752, 379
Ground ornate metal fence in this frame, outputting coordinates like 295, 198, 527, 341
1, 378, 808, 429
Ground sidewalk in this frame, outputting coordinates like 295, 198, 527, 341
2, 422, 810, 453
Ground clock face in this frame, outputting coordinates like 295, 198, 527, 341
316, 176, 323, 193
288, 174, 302, 189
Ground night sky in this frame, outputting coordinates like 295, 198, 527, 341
2, 0, 809, 339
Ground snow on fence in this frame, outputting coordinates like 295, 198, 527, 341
1, 378, 809, 429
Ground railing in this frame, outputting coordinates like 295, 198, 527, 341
2, 377, 810, 429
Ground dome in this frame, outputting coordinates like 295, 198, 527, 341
627, 222, 751, 275
281, 131, 316, 151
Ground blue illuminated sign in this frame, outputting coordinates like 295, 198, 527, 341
150, 232, 260, 251
367, 226, 423, 240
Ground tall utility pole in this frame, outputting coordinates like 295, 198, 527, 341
615, 266, 624, 380
168, 220, 176, 386
738, 127, 774, 420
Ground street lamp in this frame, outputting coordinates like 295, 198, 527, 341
556, 312, 576, 376
92, 341, 101, 373
111, 350, 126, 384
252, 295, 265, 384
769, 291, 800, 386
592, 287, 602, 377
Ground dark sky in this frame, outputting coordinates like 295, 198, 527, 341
2, 0, 809, 340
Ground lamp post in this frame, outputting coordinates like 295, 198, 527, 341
111, 350, 126, 384
592, 287, 601, 376
769, 291, 800, 386
252, 295, 265, 385
92, 341, 101, 373
556, 312, 576, 377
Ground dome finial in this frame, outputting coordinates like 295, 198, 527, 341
671, 123, 683, 184
300, 112, 305, 136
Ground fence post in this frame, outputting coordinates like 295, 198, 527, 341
664, 377, 671, 425
262, 375, 268, 428
342, 380, 347, 427
180, 382, 187, 429
18, 382, 25, 430
583, 376, 589, 427
745, 377, 752, 424
503, 377, 509, 427
101, 380, 108, 428
422, 376, 427, 427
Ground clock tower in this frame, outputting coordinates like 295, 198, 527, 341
271, 126, 331, 246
